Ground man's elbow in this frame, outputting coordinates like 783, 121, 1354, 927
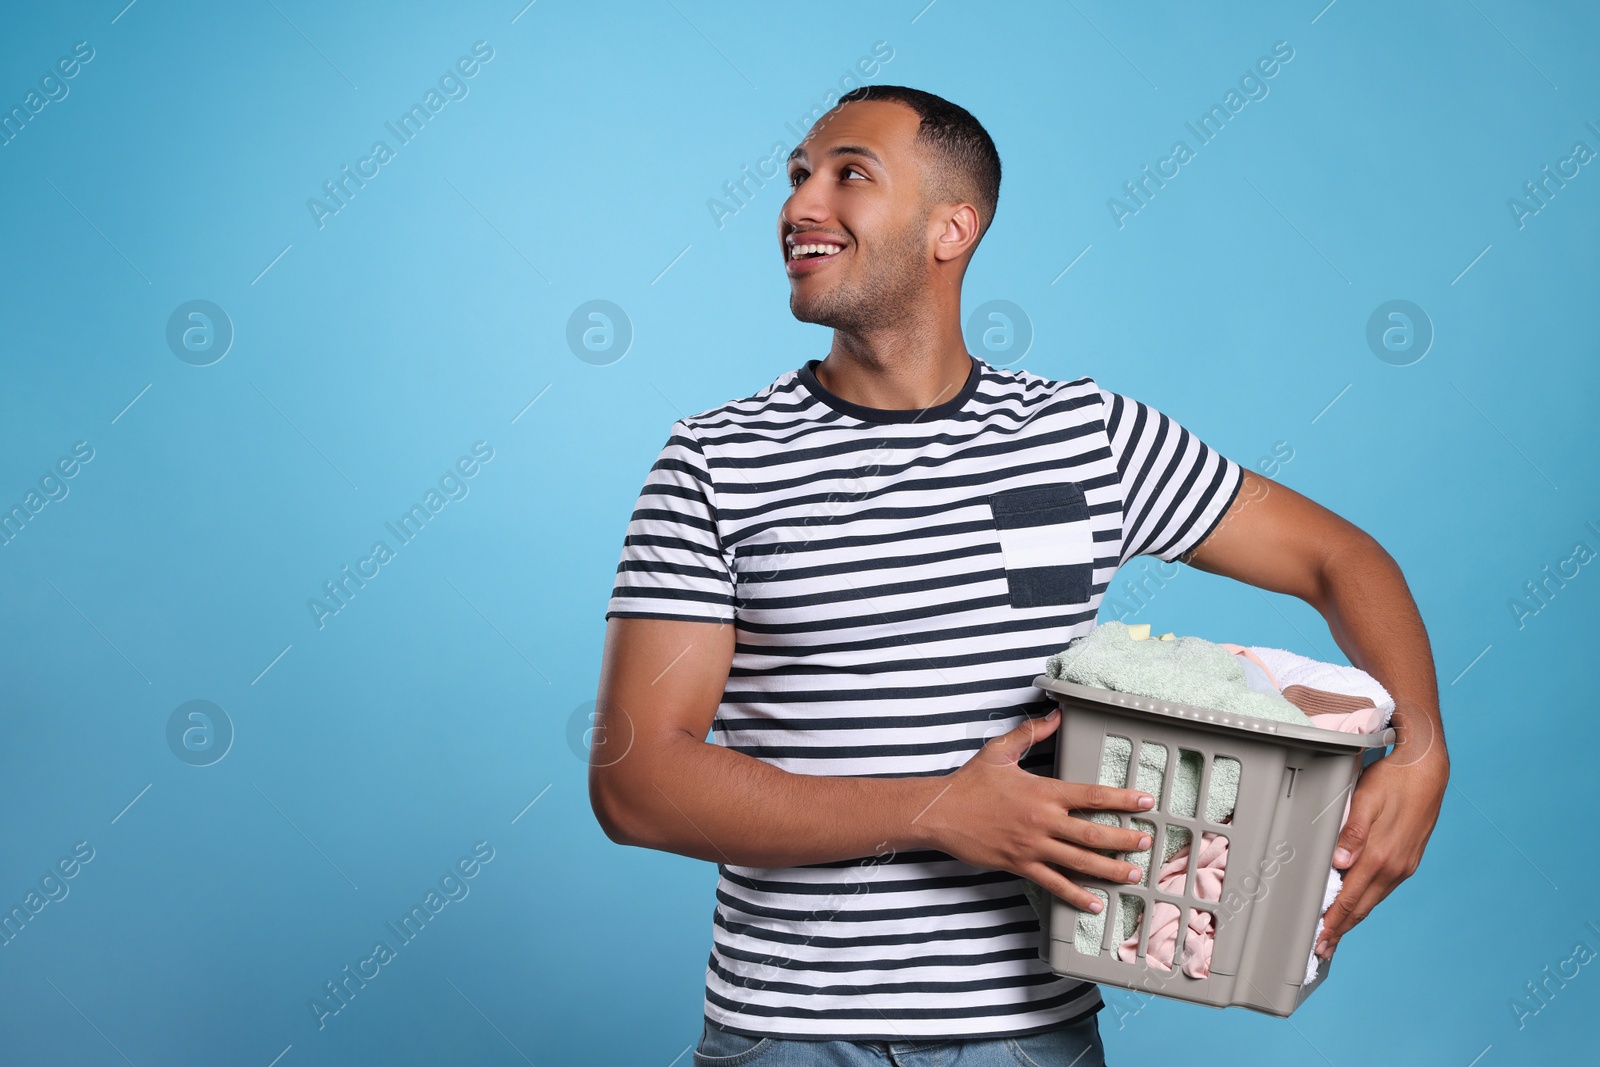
589, 772, 645, 847
587, 714, 710, 852
1312, 523, 1398, 607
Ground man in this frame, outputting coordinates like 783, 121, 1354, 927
589, 85, 1448, 1065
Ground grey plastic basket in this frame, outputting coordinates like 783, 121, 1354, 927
1031, 675, 1396, 1016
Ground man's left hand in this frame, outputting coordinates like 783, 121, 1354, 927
1316, 751, 1448, 958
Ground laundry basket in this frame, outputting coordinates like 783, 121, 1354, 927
1030, 675, 1396, 1016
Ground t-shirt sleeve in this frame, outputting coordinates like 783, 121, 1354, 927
604, 420, 737, 624
1100, 388, 1244, 566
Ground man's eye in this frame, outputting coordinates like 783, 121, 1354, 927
788, 170, 807, 187
844, 166, 868, 180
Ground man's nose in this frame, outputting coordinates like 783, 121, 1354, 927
781, 181, 830, 229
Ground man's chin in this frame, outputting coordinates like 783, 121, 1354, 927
789, 277, 875, 331
788, 293, 834, 327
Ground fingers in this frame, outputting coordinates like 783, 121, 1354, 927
1320, 838, 1379, 945
1317, 873, 1365, 951
1332, 814, 1368, 870
1319, 885, 1379, 957
973, 713, 1157, 821
1046, 776, 1157, 814
1332, 777, 1385, 869
976, 707, 1060, 767
1317, 851, 1404, 956
1037, 836, 1147, 888
1023, 862, 1108, 914
1054, 812, 1152, 857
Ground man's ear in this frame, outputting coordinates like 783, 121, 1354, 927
932, 202, 981, 263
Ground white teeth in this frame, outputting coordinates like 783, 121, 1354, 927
790, 243, 843, 259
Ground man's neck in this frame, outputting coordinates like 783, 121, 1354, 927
813, 318, 972, 412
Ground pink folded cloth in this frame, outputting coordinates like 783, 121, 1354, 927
1281, 685, 1384, 734
1117, 825, 1230, 976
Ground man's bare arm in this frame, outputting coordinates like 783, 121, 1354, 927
587, 615, 1156, 909
587, 616, 943, 867
1182, 469, 1450, 956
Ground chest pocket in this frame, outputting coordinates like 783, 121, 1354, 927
988, 482, 1094, 608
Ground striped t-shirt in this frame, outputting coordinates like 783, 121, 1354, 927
605, 355, 1243, 1041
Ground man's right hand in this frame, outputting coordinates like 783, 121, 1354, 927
917, 707, 1157, 914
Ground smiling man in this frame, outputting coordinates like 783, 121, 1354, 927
590, 86, 1448, 1065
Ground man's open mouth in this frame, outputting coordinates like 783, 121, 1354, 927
788, 242, 845, 260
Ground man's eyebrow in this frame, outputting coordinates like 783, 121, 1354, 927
829, 144, 882, 165
786, 144, 884, 166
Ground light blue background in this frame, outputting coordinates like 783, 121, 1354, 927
1, 1, 1596, 1064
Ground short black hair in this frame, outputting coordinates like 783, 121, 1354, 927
831, 84, 1002, 236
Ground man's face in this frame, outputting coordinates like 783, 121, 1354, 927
780, 100, 934, 331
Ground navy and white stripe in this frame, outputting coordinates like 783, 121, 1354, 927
606, 356, 1243, 1040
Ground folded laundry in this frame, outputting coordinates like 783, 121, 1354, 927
1043, 622, 1311, 728
1122, 826, 1232, 977
1030, 623, 1394, 984
1235, 644, 1396, 720
1223, 642, 1390, 735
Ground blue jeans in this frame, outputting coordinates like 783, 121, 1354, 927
690, 1013, 1107, 1066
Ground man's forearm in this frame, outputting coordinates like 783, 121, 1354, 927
599, 733, 948, 867
1313, 532, 1449, 771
